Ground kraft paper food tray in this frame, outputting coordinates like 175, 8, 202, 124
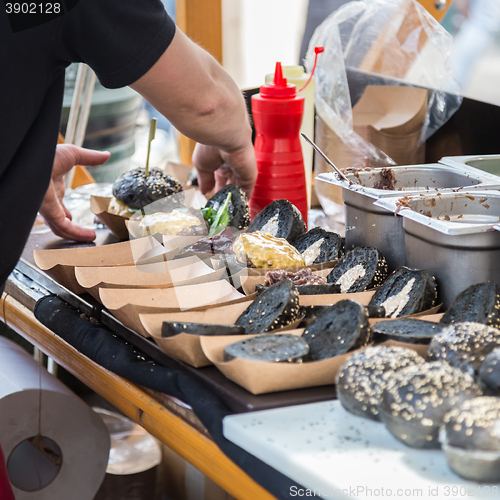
140, 300, 254, 337
352, 85, 427, 136
33, 236, 171, 294
140, 300, 254, 367
74, 255, 225, 299
369, 308, 443, 326
148, 316, 304, 369
200, 330, 364, 395
201, 332, 433, 395
243, 260, 337, 277
241, 268, 333, 295
90, 195, 129, 241
99, 281, 251, 337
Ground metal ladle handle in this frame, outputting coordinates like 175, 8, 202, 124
301, 133, 350, 182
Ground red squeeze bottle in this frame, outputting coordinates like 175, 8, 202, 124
250, 62, 307, 225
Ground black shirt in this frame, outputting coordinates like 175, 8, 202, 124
0, 0, 176, 289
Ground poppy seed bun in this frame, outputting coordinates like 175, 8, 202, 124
223, 334, 309, 363
441, 397, 500, 482
372, 318, 444, 344
112, 167, 183, 210
369, 267, 436, 318
302, 300, 370, 361
479, 349, 500, 394
327, 247, 388, 293
427, 322, 500, 378
293, 227, 343, 265
379, 361, 481, 448
336, 346, 425, 421
205, 184, 250, 231
235, 279, 301, 335
247, 199, 306, 243
439, 282, 500, 328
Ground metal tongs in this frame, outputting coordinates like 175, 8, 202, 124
301, 133, 350, 182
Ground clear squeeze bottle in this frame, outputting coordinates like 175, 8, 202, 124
250, 62, 308, 225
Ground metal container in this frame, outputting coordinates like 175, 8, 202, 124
375, 191, 500, 309
440, 154, 500, 177
316, 163, 500, 271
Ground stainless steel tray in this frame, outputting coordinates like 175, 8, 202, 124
375, 191, 500, 308
374, 190, 500, 235
316, 163, 500, 271
440, 154, 500, 177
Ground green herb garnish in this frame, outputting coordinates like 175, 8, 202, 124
201, 192, 232, 236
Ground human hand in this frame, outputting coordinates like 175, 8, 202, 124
39, 144, 110, 241
192, 141, 257, 199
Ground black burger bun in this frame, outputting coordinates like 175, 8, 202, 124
112, 167, 183, 210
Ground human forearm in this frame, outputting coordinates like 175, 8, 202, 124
130, 28, 252, 153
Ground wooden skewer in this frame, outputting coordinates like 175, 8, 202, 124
145, 118, 157, 176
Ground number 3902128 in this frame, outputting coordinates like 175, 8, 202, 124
5, 3, 61, 14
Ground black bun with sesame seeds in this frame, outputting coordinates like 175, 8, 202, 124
336, 346, 425, 421
161, 322, 246, 338
301, 300, 370, 361
368, 267, 437, 318
440, 396, 500, 482
223, 334, 310, 363
205, 184, 250, 231
427, 322, 500, 379
235, 279, 301, 335
439, 282, 500, 328
112, 167, 183, 210
379, 361, 482, 449
326, 246, 388, 293
293, 227, 344, 265
372, 318, 444, 345
479, 349, 500, 394
247, 199, 306, 243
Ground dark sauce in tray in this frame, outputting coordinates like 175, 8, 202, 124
373, 168, 396, 190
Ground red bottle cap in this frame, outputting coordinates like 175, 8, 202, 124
259, 62, 296, 98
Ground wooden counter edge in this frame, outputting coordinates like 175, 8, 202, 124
0, 293, 276, 500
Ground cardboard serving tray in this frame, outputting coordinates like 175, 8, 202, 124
33, 236, 173, 294
352, 85, 427, 136
243, 260, 338, 278
20, 229, 345, 412
90, 195, 130, 241
241, 268, 334, 295
148, 316, 304, 369
201, 331, 432, 395
369, 308, 443, 325
200, 330, 364, 395
99, 281, 249, 337
139, 301, 254, 337
298, 290, 376, 307
74, 255, 225, 299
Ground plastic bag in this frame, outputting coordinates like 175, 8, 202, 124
305, 0, 462, 168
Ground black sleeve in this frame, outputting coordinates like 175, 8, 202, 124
54, 0, 176, 88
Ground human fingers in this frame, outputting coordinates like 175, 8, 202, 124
54, 144, 110, 177
192, 144, 222, 195
44, 217, 96, 242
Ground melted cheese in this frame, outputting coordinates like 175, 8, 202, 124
233, 232, 305, 268
139, 210, 202, 236
335, 264, 366, 293
302, 238, 324, 266
259, 212, 280, 237
107, 197, 134, 218
380, 278, 415, 318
